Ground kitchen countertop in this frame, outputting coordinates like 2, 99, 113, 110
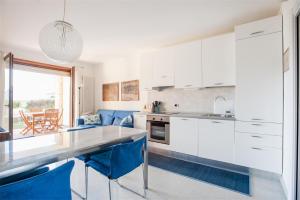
134, 111, 235, 121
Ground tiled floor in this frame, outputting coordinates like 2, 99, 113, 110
70, 159, 286, 200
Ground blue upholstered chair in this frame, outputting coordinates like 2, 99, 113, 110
86, 137, 146, 200
0, 160, 75, 200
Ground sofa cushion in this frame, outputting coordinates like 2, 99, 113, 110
67, 125, 97, 131
81, 114, 101, 125
112, 117, 123, 126
113, 110, 135, 119
120, 115, 133, 128
0, 127, 6, 132
97, 110, 115, 126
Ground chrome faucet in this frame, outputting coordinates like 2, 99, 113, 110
214, 96, 226, 102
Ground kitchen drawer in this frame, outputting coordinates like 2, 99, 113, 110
235, 138, 282, 173
235, 132, 282, 149
235, 121, 282, 136
235, 15, 282, 40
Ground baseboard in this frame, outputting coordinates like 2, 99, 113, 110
280, 176, 289, 200
149, 146, 249, 175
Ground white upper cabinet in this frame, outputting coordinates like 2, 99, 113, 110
235, 16, 283, 123
152, 47, 175, 87
174, 40, 202, 89
140, 52, 154, 91
202, 33, 235, 87
235, 15, 282, 40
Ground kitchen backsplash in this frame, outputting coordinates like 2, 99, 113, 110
146, 87, 235, 114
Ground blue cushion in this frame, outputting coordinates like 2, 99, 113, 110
112, 117, 123, 126
77, 118, 85, 126
67, 125, 97, 131
0, 167, 49, 186
120, 115, 133, 128
97, 110, 115, 126
0, 161, 74, 200
88, 137, 145, 179
113, 110, 135, 119
0, 127, 5, 132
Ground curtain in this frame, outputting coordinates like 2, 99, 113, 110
0, 52, 5, 129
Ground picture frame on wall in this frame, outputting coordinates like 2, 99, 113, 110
121, 80, 139, 101
102, 82, 119, 101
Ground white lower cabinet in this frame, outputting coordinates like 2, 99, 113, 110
235, 132, 282, 173
170, 117, 198, 156
198, 119, 235, 163
133, 114, 147, 130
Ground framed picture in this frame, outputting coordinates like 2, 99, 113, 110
121, 80, 139, 101
102, 82, 119, 101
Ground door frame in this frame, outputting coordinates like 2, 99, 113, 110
296, 6, 300, 200
1, 55, 76, 140
1, 53, 14, 141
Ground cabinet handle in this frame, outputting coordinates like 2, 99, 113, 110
250, 31, 264, 35
251, 123, 262, 126
181, 118, 189, 121
251, 118, 263, 121
214, 83, 223, 86
211, 121, 221, 123
184, 84, 192, 87
251, 147, 263, 151
251, 135, 262, 138
161, 75, 167, 78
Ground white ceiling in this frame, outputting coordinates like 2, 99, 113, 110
0, 0, 282, 63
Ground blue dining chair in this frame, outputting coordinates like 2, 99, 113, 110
86, 136, 146, 200
0, 160, 75, 200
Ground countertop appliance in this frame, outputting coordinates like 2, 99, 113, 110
146, 114, 170, 145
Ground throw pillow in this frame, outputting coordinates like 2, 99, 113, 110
120, 115, 133, 128
112, 117, 123, 126
81, 114, 101, 125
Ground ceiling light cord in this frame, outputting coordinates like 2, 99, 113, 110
63, 0, 67, 22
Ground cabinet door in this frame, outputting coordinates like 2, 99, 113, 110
140, 53, 154, 91
152, 48, 174, 87
235, 32, 283, 123
202, 33, 235, 87
170, 117, 198, 156
235, 132, 282, 173
174, 40, 202, 89
235, 15, 282, 40
198, 119, 234, 163
133, 114, 147, 130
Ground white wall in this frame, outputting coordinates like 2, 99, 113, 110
281, 1, 299, 199
94, 54, 145, 111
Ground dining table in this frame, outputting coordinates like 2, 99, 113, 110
0, 126, 148, 189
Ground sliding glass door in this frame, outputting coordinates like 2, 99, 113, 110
1, 54, 74, 141
0, 53, 13, 141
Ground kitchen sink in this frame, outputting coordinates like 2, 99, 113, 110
202, 113, 234, 118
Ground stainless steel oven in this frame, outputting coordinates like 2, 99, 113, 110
146, 115, 170, 145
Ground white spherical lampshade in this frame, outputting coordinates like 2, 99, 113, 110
39, 20, 83, 63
